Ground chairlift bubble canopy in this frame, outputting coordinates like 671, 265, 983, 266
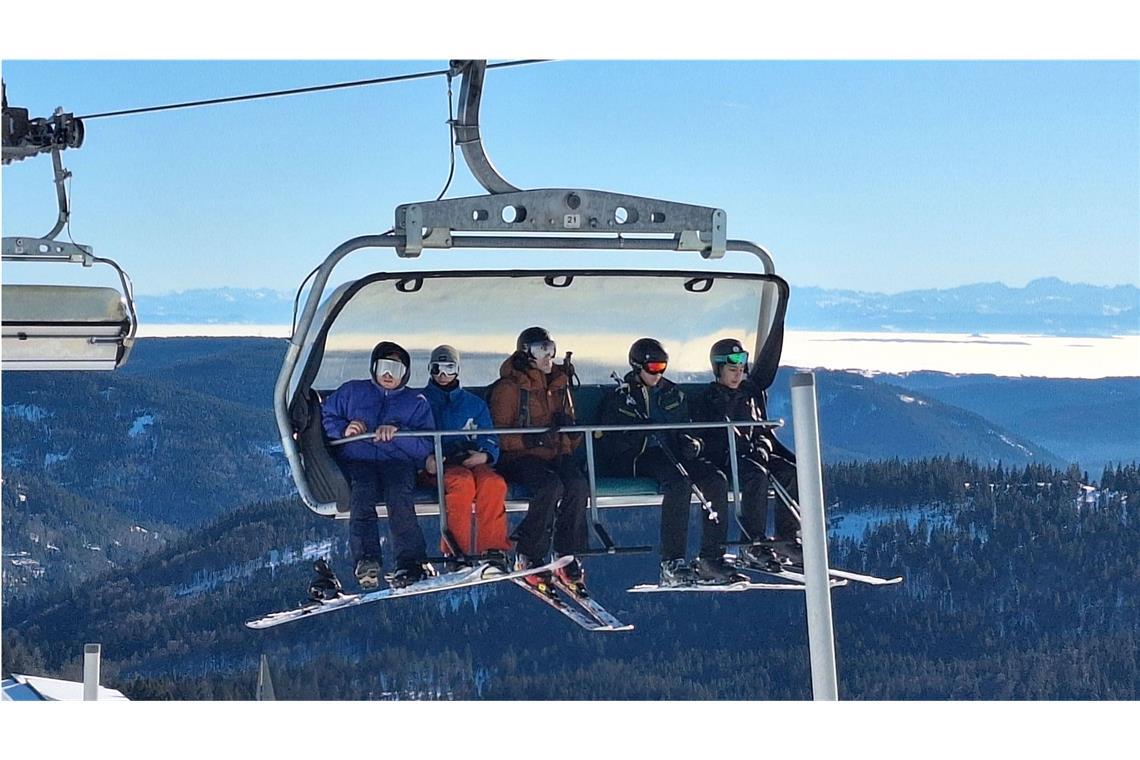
280, 220, 789, 519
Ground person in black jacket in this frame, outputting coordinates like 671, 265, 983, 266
596, 338, 744, 586
691, 338, 801, 568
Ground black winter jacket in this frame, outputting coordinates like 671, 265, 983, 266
594, 372, 690, 476
690, 378, 796, 468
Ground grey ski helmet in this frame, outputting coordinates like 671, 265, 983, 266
370, 340, 412, 388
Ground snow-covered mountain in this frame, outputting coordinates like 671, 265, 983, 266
791, 278, 1139, 336
134, 288, 294, 325
133, 279, 1139, 336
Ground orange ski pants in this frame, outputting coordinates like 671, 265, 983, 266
437, 463, 512, 555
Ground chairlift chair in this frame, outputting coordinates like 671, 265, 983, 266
277, 61, 790, 558
2, 145, 137, 371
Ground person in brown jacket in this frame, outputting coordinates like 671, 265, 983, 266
489, 326, 589, 590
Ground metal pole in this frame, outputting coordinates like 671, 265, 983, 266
433, 434, 449, 549
257, 654, 276, 701
789, 372, 838, 701
83, 643, 100, 701
726, 425, 743, 529
584, 432, 601, 526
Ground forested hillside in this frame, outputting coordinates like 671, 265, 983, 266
4, 459, 1137, 700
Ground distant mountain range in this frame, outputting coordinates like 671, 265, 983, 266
134, 279, 1139, 336
135, 288, 295, 325
792, 278, 1138, 336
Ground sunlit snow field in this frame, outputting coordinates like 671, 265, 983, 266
782, 331, 1140, 378
137, 325, 1140, 379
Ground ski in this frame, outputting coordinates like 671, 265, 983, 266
245, 555, 574, 630
547, 576, 635, 631
509, 577, 614, 631
627, 579, 809, 593
807, 566, 902, 586
737, 542, 903, 586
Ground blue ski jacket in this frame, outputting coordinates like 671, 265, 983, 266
421, 381, 501, 464
321, 379, 434, 466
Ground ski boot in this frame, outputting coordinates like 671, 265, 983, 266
553, 556, 587, 597
692, 556, 750, 585
354, 558, 381, 590
737, 543, 786, 573
308, 558, 343, 601
769, 535, 804, 566
389, 563, 426, 589
659, 557, 697, 587
514, 553, 553, 593
442, 555, 470, 574
482, 549, 510, 573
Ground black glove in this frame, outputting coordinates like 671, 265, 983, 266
742, 437, 770, 468
678, 434, 702, 461
444, 446, 476, 466
541, 429, 563, 449
550, 410, 572, 428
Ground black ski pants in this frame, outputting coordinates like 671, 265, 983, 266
498, 455, 589, 560
734, 453, 800, 542
636, 447, 729, 561
341, 459, 427, 571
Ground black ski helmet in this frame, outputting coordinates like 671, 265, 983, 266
516, 326, 552, 353
710, 337, 749, 376
370, 340, 412, 388
629, 337, 668, 371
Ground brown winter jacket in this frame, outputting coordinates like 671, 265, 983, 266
489, 353, 581, 463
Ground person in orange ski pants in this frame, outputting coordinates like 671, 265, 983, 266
420, 344, 511, 566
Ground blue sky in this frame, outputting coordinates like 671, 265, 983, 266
2, 59, 1137, 295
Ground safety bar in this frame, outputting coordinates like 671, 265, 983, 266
325, 419, 781, 554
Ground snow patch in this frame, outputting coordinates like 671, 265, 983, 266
302, 539, 334, 561
829, 505, 953, 540
897, 394, 928, 406
173, 538, 337, 598
994, 432, 1034, 457
44, 450, 73, 466
128, 414, 155, 438
3, 404, 51, 423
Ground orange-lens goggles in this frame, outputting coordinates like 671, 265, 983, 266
644, 361, 668, 374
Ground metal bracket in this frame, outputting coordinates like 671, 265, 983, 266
3, 236, 94, 265
395, 188, 726, 258
450, 59, 520, 195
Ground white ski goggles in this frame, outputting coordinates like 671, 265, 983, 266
373, 358, 407, 380
526, 340, 556, 360
429, 361, 459, 376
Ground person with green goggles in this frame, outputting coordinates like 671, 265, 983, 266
693, 338, 802, 570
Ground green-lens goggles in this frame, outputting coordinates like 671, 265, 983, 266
713, 351, 749, 365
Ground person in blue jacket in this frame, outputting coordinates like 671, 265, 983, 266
420, 345, 511, 566
321, 340, 435, 589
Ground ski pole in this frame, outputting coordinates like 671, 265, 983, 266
609, 372, 718, 522
725, 418, 804, 526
